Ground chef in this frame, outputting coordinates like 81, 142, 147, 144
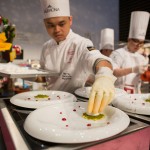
85, 28, 115, 86
110, 11, 150, 94
100, 28, 114, 57
39, 0, 116, 115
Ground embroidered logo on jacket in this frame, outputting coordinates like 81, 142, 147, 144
44, 5, 60, 14
67, 49, 75, 63
87, 46, 96, 51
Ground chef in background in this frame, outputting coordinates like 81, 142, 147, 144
39, 0, 116, 115
100, 28, 114, 57
85, 28, 115, 86
110, 11, 150, 94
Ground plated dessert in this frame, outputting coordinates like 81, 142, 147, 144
10, 90, 77, 109
112, 94, 150, 115
24, 102, 130, 143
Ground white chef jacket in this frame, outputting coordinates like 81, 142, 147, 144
110, 46, 148, 93
40, 30, 111, 93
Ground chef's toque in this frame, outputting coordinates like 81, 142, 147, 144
100, 28, 114, 50
128, 11, 150, 40
40, 0, 70, 19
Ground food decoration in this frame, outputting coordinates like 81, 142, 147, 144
34, 94, 50, 101
0, 16, 15, 43
145, 98, 150, 103
34, 94, 49, 99
59, 109, 107, 128
0, 15, 22, 62
0, 32, 12, 51
82, 112, 105, 121
129, 95, 150, 105
0, 15, 14, 53
12, 45, 22, 55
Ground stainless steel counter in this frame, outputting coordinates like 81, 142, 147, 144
126, 112, 150, 124
0, 97, 149, 150
0, 69, 59, 79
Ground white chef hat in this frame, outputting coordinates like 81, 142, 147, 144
128, 11, 150, 40
40, 0, 70, 19
100, 28, 114, 50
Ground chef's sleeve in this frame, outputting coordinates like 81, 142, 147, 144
79, 48, 112, 74
110, 51, 124, 68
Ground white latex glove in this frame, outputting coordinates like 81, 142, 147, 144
132, 65, 148, 74
87, 67, 117, 116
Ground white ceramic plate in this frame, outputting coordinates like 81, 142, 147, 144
24, 102, 130, 143
112, 94, 150, 115
10, 90, 77, 109
74, 87, 127, 99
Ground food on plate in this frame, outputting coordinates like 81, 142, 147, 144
145, 98, 150, 103
34, 94, 50, 101
82, 112, 104, 121
34, 94, 49, 98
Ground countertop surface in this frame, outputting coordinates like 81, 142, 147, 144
0, 97, 149, 150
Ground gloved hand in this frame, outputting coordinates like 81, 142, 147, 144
87, 67, 117, 116
132, 65, 148, 74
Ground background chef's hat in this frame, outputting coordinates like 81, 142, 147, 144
128, 11, 150, 40
40, 0, 70, 19
100, 28, 114, 50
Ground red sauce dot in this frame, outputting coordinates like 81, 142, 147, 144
66, 125, 69, 127
60, 112, 62, 114
62, 118, 66, 121
87, 123, 91, 126
57, 95, 60, 99
73, 109, 76, 111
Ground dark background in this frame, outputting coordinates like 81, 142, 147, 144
119, 0, 150, 42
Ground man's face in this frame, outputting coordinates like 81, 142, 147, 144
44, 16, 73, 43
101, 49, 113, 57
127, 38, 144, 53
